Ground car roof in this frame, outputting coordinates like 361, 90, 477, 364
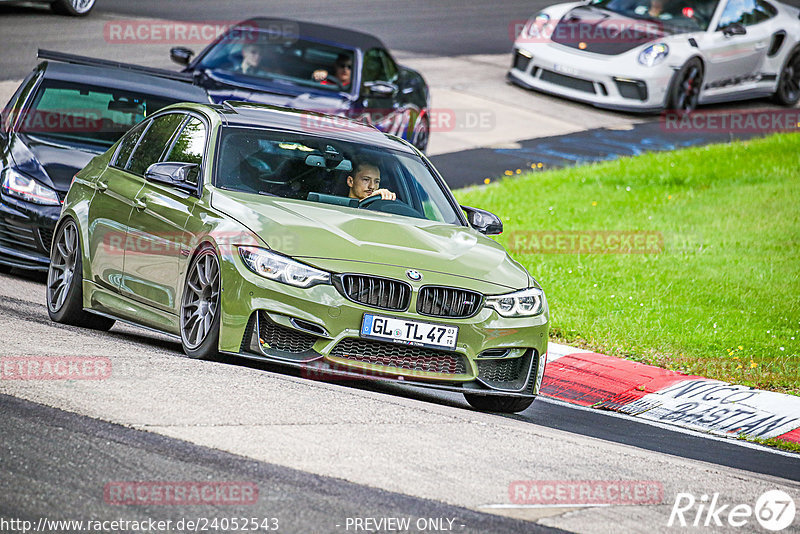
237, 17, 386, 51
193, 101, 416, 153
39, 61, 210, 102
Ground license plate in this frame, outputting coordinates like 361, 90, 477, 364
360, 314, 458, 351
553, 63, 578, 76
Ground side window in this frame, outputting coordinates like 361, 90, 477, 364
718, 0, 775, 27
362, 49, 390, 83
112, 120, 149, 169
381, 52, 399, 83
126, 113, 185, 175
166, 117, 206, 185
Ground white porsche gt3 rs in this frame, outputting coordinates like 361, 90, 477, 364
508, 0, 800, 112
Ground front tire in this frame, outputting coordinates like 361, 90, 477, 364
666, 58, 704, 114
464, 393, 535, 413
180, 246, 222, 360
47, 219, 115, 330
51, 0, 96, 16
773, 47, 800, 107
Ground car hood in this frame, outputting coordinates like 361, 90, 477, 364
211, 189, 529, 292
201, 70, 351, 114
551, 6, 675, 55
9, 133, 101, 193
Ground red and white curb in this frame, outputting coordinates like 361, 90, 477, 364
541, 343, 800, 445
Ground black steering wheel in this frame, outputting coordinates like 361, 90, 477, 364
358, 194, 384, 209
358, 196, 426, 219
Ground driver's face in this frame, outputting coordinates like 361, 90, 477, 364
242, 46, 262, 69
347, 164, 381, 200
335, 60, 353, 86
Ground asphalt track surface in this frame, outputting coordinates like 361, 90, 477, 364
0, 269, 798, 533
0, 394, 559, 534
1, 2, 800, 532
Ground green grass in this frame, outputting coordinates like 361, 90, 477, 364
455, 133, 800, 395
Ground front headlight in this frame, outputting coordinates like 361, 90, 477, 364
238, 246, 330, 288
1, 168, 61, 205
637, 43, 669, 66
485, 287, 546, 317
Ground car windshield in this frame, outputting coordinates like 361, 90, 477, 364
215, 127, 461, 225
17, 80, 179, 148
589, 0, 720, 30
195, 31, 355, 93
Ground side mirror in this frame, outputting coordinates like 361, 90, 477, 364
461, 205, 503, 235
363, 81, 399, 98
170, 47, 195, 66
721, 23, 746, 36
145, 162, 199, 194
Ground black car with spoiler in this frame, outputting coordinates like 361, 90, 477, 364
168, 18, 431, 151
0, 53, 208, 272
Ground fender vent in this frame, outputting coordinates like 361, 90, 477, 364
768, 31, 786, 57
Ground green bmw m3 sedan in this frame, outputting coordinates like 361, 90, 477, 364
47, 101, 548, 413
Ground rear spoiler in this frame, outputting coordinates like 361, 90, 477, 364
37, 49, 196, 84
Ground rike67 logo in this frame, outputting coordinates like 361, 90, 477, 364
668, 490, 796, 531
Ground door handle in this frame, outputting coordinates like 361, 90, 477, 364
133, 197, 147, 210
95, 181, 108, 192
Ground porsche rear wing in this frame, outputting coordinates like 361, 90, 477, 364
37, 49, 195, 84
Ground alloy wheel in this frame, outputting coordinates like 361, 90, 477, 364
675, 65, 702, 113
47, 221, 78, 312
181, 251, 221, 350
70, 0, 95, 13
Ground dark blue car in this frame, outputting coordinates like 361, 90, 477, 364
169, 18, 431, 151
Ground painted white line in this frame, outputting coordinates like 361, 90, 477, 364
546, 341, 593, 362
538, 396, 800, 458
478, 503, 611, 509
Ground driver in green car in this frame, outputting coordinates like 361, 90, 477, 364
347, 158, 396, 201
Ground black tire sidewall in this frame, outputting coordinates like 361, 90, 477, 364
774, 48, 800, 106
667, 58, 703, 113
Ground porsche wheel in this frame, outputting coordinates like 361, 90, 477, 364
47, 219, 115, 330
667, 58, 703, 114
51, 0, 96, 16
463, 393, 534, 414
180, 246, 222, 360
773, 47, 800, 107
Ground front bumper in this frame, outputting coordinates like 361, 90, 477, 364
0, 192, 60, 271
508, 43, 673, 112
218, 254, 549, 398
